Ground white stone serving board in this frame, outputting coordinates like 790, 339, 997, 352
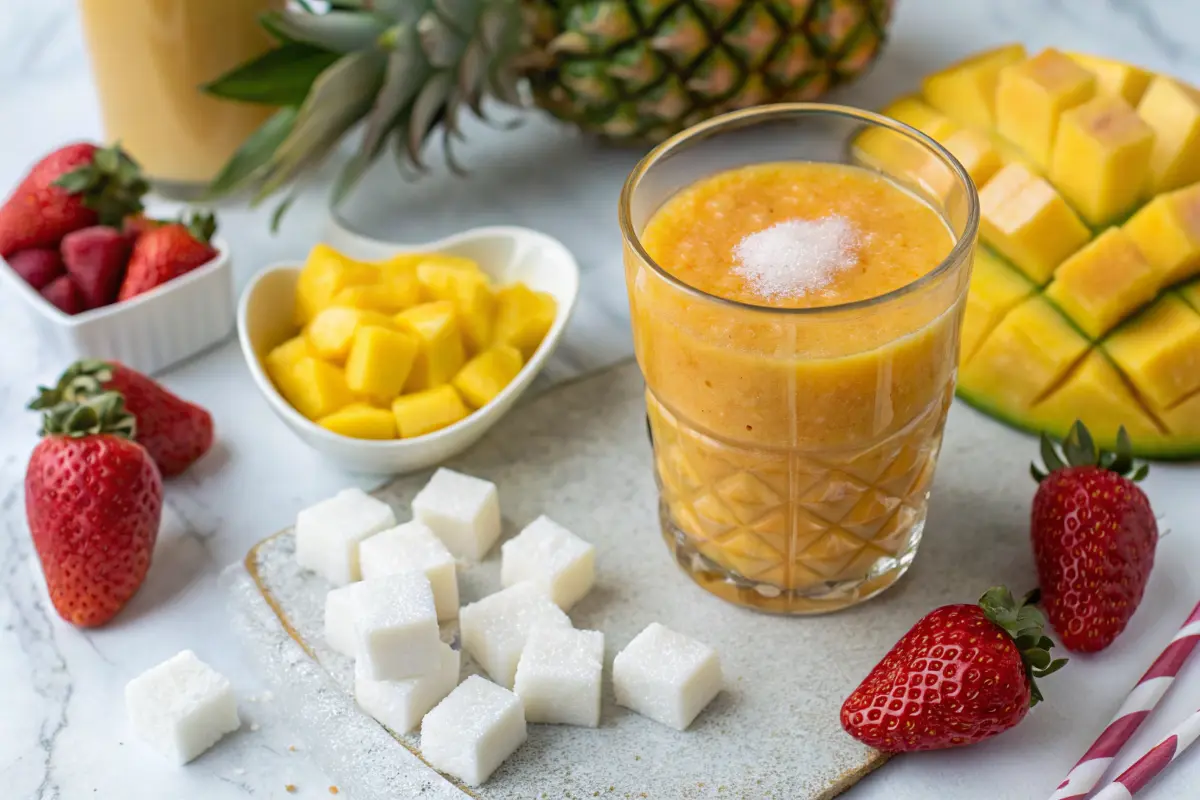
223, 358, 1047, 799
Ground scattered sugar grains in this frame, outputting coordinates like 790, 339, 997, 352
732, 215, 859, 299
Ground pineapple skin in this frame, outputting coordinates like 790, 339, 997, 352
523, 0, 895, 142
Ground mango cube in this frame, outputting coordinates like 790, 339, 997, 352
376, 257, 421, 310
420, 266, 495, 353
453, 346, 524, 409
1124, 183, 1200, 286
392, 385, 470, 438
1104, 294, 1200, 409
959, 250, 1036, 362
306, 307, 394, 362
395, 301, 466, 392
941, 129, 1005, 187
318, 403, 397, 440
294, 244, 377, 325
331, 282, 417, 315
1138, 77, 1200, 194
416, 255, 483, 301
959, 296, 1090, 413
922, 43, 1027, 129
1029, 352, 1163, 445
1179, 279, 1200, 312
995, 49, 1096, 169
978, 162, 1091, 284
265, 335, 313, 385
493, 284, 557, 357
1045, 227, 1160, 338
1049, 96, 1155, 226
345, 325, 419, 402
881, 97, 958, 138
1065, 52, 1153, 106
282, 357, 355, 420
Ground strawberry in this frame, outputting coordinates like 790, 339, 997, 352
121, 213, 164, 243
25, 391, 162, 627
1031, 422, 1157, 653
7, 247, 65, 290
117, 212, 218, 301
61, 225, 131, 309
40, 275, 84, 315
30, 360, 214, 477
841, 587, 1067, 752
0, 142, 148, 257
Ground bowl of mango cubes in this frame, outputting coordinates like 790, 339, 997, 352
237, 225, 579, 473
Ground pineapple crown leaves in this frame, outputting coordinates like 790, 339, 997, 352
52, 142, 148, 227
35, 390, 136, 441
27, 360, 116, 412
1031, 420, 1149, 484
977, 586, 1067, 708
202, 0, 526, 230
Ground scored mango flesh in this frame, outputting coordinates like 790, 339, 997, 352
263, 244, 555, 440
889, 46, 1200, 457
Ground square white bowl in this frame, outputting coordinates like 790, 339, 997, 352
237, 225, 580, 475
0, 237, 234, 375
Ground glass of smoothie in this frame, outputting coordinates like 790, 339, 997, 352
620, 104, 978, 615
78, 0, 281, 196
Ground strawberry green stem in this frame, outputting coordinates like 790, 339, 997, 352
36, 391, 136, 440
1032, 420, 1149, 483
978, 586, 1067, 707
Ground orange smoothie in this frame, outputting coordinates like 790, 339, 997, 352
628, 161, 964, 613
79, 0, 280, 186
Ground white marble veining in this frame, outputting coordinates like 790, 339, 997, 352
2, 1, 1200, 798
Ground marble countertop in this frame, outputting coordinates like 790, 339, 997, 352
3, 1, 1200, 798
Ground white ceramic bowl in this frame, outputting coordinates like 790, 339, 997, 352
0, 237, 234, 375
238, 225, 581, 475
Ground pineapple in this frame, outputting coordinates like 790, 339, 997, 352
899, 46, 1200, 458
203, 0, 894, 217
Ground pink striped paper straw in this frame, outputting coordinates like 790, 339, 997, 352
1090, 706, 1200, 799
1049, 600, 1200, 800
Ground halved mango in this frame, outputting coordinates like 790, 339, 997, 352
1044, 227, 1160, 338
995, 49, 1096, 168
1123, 182, 1200, 286
452, 345, 524, 409
959, 296, 1090, 415
395, 301, 466, 391
959, 249, 1036, 362
978, 162, 1091, 284
391, 385, 470, 438
318, 403, 397, 440
1104, 294, 1200, 409
1049, 95, 1155, 226
294, 244, 377, 325
306, 307, 394, 363
941, 128, 1005, 188
1178, 278, 1200, 311
493, 284, 557, 357
1065, 52, 1154, 106
880, 96, 959, 138
345, 325, 419, 402
922, 43, 1026, 129
281, 357, 355, 420
1028, 351, 1163, 446
1138, 76, 1200, 194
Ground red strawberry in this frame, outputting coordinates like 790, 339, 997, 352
122, 213, 164, 244
1031, 422, 1157, 653
7, 248, 65, 290
30, 360, 214, 477
61, 225, 131, 309
25, 391, 162, 627
40, 275, 84, 314
0, 142, 148, 257
118, 212, 218, 301
841, 587, 1066, 752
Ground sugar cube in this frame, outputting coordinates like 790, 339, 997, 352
513, 626, 604, 727
324, 582, 365, 657
500, 515, 595, 610
613, 622, 722, 731
421, 675, 527, 786
295, 488, 396, 584
460, 581, 573, 688
355, 641, 460, 734
125, 650, 240, 764
411, 468, 500, 560
360, 521, 459, 621
355, 572, 441, 681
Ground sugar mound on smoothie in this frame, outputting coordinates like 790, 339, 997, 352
732, 216, 859, 299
